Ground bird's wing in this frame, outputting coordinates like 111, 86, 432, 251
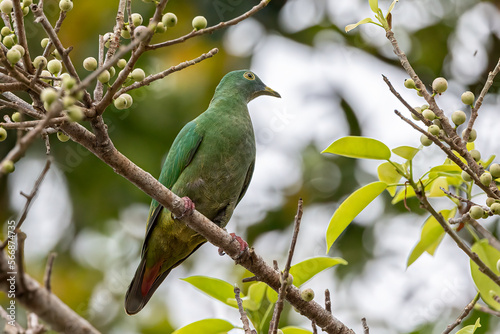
143, 121, 203, 248
236, 159, 255, 205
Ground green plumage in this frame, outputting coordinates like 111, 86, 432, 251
125, 70, 280, 315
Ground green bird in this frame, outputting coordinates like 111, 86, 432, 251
125, 70, 280, 315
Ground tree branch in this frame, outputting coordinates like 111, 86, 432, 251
442, 293, 479, 334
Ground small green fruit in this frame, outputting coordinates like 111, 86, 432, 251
428, 125, 440, 136
114, 96, 128, 110
47, 59, 62, 74
1, 26, 11, 36
433, 119, 442, 128
1, 160, 14, 173
66, 105, 83, 122
117, 58, 127, 69
59, 0, 73, 12
491, 203, 500, 215
461, 91, 475, 105
98, 70, 111, 84
422, 109, 436, 120
420, 134, 432, 147
41, 38, 49, 48
277, 330, 284, 334
83, 57, 97, 71
131, 68, 145, 81
131, 13, 143, 27
0, 127, 7, 141
162, 12, 177, 28
11, 112, 21, 122
22, 5, 29, 15
462, 129, 477, 142
280, 273, 293, 286
451, 110, 466, 126
154, 22, 166, 34
62, 96, 75, 108
432, 77, 448, 94
121, 93, 133, 107
486, 197, 496, 207
134, 26, 149, 39
23, 0, 32, 7
57, 131, 70, 142
300, 288, 315, 302
404, 78, 416, 89
121, 26, 131, 39
33, 55, 47, 69
411, 107, 422, 121
192, 16, 207, 30
109, 66, 116, 77
0, 0, 13, 14
480, 172, 492, 186
470, 149, 481, 162
469, 205, 484, 220
41, 88, 58, 105
490, 163, 500, 178
6, 49, 21, 65
461, 171, 472, 182
2, 35, 14, 48
11, 45, 25, 56
61, 75, 76, 90
103, 32, 113, 48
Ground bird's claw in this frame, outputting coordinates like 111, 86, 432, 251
174, 196, 195, 219
218, 232, 248, 256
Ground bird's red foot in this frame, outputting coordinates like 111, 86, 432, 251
218, 233, 248, 256
174, 196, 195, 219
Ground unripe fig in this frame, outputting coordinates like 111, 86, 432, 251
301, 288, 315, 302
1, 160, 14, 173
162, 12, 177, 27
53, 49, 62, 59
33, 55, 47, 69
404, 78, 416, 89
131, 68, 145, 81
490, 163, 500, 178
66, 105, 83, 122
486, 197, 497, 207
470, 149, 481, 162
154, 22, 166, 34
469, 205, 484, 220
98, 70, 111, 84
411, 107, 422, 121
433, 119, 442, 128
22, 5, 29, 15
6, 49, 21, 65
1, 26, 10, 36
23, 0, 32, 7
134, 26, 149, 39
117, 58, 127, 69
0, 127, 7, 141
114, 96, 128, 110
61, 75, 76, 90
121, 93, 133, 107
59, 0, 73, 11
422, 109, 435, 120
192, 16, 207, 30
461, 91, 475, 105
462, 128, 477, 142
491, 203, 500, 215
432, 77, 448, 94
420, 134, 432, 147
109, 66, 116, 78
41, 38, 49, 48
451, 110, 466, 126
121, 26, 131, 39
480, 172, 492, 186
428, 125, 440, 136
280, 273, 293, 286
83, 57, 97, 71
0, 0, 13, 14
57, 131, 69, 142
11, 112, 21, 122
461, 171, 472, 182
131, 13, 143, 26
2, 34, 14, 48
62, 96, 75, 108
47, 59, 62, 74
11, 45, 25, 56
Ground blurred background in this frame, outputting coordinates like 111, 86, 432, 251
2, 0, 500, 332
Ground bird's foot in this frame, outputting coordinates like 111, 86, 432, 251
218, 233, 248, 256
174, 196, 195, 219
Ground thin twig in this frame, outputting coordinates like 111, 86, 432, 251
475, 304, 500, 317
464, 57, 500, 142
0, 117, 66, 130
147, 0, 271, 50
325, 289, 332, 314
16, 231, 27, 295
0, 306, 24, 332
468, 219, 500, 252
12, 0, 33, 73
234, 286, 255, 334
43, 252, 57, 293
440, 187, 476, 206
442, 293, 480, 334
269, 198, 304, 334
361, 318, 369, 334
312, 321, 318, 334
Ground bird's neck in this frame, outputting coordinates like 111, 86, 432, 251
209, 88, 248, 109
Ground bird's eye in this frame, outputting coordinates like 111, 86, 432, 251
244, 72, 255, 80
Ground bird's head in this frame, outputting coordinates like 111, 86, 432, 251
217, 70, 281, 103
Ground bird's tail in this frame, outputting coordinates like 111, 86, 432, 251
124, 258, 170, 315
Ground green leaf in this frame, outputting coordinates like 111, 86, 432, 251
345, 18, 374, 32
182, 276, 237, 308
391, 184, 415, 204
282, 327, 313, 334
368, 0, 379, 13
323, 136, 391, 160
392, 146, 419, 160
172, 319, 235, 334
326, 181, 387, 251
290, 257, 348, 287
377, 162, 402, 196
455, 318, 481, 334
481, 154, 496, 167
386, 0, 399, 15
266, 285, 278, 303
227, 282, 267, 311
428, 177, 448, 197
470, 239, 500, 311
407, 209, 455, 267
